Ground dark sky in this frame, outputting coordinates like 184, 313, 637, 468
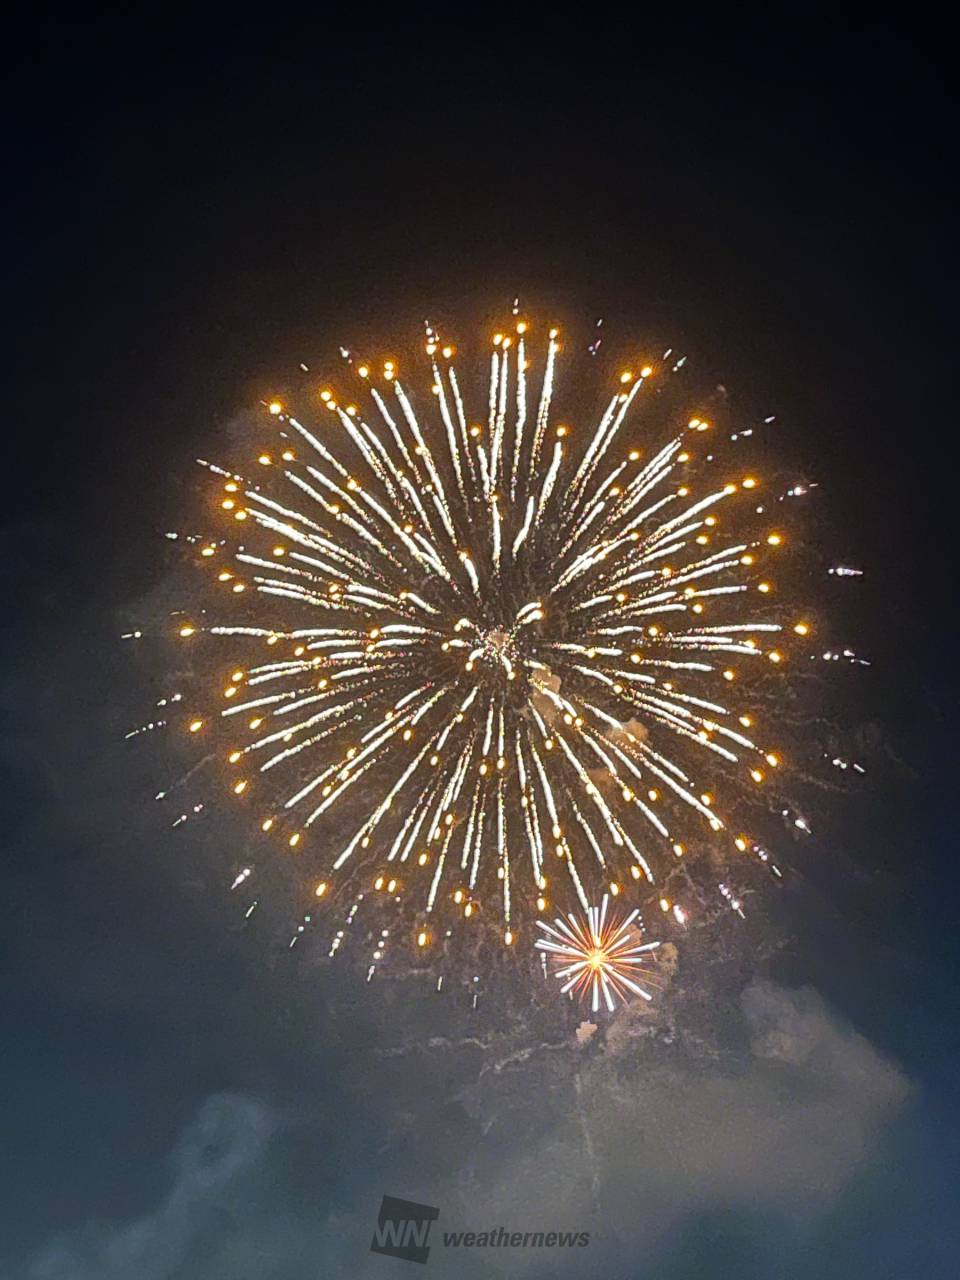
3, 16, 958, 1279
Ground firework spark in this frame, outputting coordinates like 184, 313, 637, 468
535, 896, 660, 1012
145, 313, 831, 985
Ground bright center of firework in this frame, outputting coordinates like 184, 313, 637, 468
588, 948, 607, 970
481, 627, 515, 664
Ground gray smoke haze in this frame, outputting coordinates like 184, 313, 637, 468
16, 978, 909, 1280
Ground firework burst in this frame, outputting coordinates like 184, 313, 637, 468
536, 896, 660, 1012
139, 310, 840, 992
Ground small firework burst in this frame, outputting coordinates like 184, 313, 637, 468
536, 896, 660, 1012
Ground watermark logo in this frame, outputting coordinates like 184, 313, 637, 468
370, 1193, 591, 1264
370, 1195, 440, 1265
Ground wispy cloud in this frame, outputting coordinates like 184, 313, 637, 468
23, 1095, 275, 1280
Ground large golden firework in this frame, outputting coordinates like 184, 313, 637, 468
142, 312, 835, 988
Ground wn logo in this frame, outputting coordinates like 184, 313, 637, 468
370, 1195, 440, 1265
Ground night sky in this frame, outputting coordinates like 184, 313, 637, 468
4, 18, 958, 1279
